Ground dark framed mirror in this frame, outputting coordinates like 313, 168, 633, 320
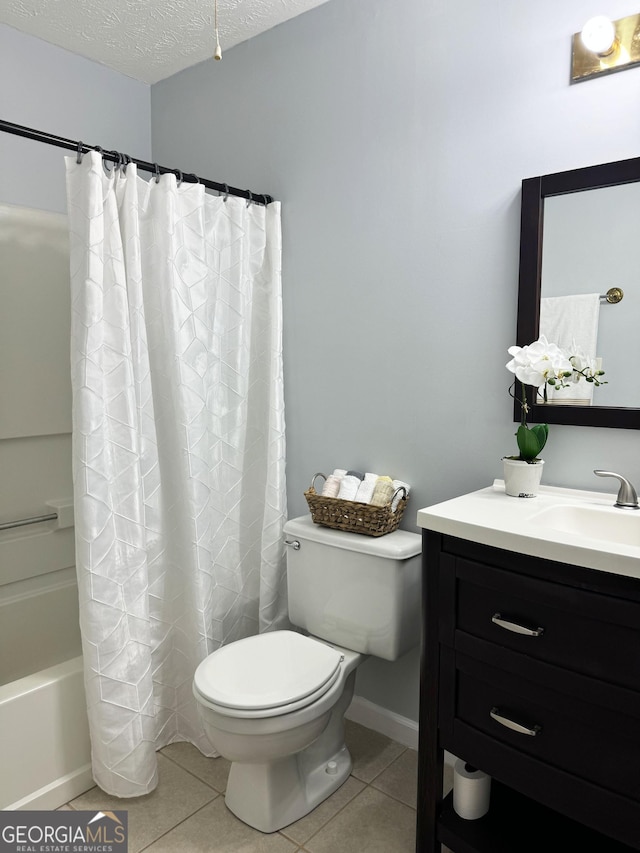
516, 154, 640, 429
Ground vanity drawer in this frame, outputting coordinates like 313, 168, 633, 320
448, 645, 640, 803
453, 558, 640, 691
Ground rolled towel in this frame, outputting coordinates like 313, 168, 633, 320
321, 468, 347, 497
321, 474, 342, 497
355, 472, 379, 504
370, 475, 394, 507
338, 472, 363, 501
391, 479, 411, 511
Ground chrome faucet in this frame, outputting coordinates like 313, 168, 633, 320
593, 470, 640, 510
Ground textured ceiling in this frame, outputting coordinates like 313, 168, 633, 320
1, 0, 331, 84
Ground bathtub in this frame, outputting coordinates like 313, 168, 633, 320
0, 567, 93, 810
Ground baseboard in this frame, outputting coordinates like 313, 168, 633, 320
346, 696, 419, 750
346, 696, 456, 769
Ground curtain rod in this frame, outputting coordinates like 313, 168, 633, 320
0, 119, 274, 206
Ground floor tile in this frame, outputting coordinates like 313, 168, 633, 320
304, 786, 416, 853
69, 754, 217, 852
344, 720, 406, 783
160, 741, 231, 793
142, 797, 298, 852
279, 775, 365, 846
371, 748, 418, 808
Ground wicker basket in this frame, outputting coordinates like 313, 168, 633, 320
304, 472, 408, 537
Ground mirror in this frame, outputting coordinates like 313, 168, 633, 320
516, 155, 640, 429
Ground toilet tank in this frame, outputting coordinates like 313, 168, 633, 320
284, 515, 422, 661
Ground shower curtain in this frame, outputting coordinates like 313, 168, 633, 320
65, 152, 287, 797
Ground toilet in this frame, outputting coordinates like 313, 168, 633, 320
193, 514, 422, 833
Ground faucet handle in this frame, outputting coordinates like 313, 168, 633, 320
593, 470, 640, 510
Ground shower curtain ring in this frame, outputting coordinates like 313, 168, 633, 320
76, 140, 84, 164
122, 153, 132, 173
154, 163, 161, 184
246, 190, 253, 207
175, 169, 184, 186
102, 150, 118, 173
222, 183, 229, 201
185, 173, 199, 184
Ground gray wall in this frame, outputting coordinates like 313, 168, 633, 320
151, 0, 640, 722
0, 25, 151, 212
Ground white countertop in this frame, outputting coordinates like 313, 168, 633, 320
416, 480, 640, 580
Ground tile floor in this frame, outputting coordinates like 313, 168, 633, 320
60, 720, 454, 852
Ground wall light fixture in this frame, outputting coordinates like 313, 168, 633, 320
571, 11, 640, 82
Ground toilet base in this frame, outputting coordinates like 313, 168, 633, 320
225, 743, 352, 833
223, 670, 357, 833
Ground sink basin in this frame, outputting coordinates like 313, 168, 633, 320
530, 504, 640, 547
417, 481, 640, 580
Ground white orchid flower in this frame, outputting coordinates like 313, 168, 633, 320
506, 335, 572, 388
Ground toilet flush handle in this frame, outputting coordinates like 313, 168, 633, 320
285, 539, 301, 551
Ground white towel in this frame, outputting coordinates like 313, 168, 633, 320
539, 294, 600, 403
338, 474, 362, 501
355, 472, 378, 504
391, 479, 410, 511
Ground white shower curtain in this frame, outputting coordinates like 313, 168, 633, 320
65, 152, 288, 797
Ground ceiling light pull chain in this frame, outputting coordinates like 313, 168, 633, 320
214, 0, 222, 60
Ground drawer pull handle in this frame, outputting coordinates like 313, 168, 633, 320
490, 707, 542, 737
491, 613, 544, 637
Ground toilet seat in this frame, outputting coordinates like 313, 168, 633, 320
193, 630, 344, 719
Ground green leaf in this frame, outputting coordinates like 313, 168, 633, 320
516, 423, 548, 460
530, 423, 548, 454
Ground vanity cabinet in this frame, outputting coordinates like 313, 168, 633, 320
416, 531, 640, 853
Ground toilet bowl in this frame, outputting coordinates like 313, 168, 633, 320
193, 514, 422, 833
193, 631, 362, 832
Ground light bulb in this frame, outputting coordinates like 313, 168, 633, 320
580, 16, 616, 55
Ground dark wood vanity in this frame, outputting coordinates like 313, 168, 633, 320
416, 530, 640, 852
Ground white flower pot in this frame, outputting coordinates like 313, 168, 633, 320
502, 457, 544, 498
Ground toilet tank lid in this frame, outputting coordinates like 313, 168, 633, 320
283, 514, 421, 559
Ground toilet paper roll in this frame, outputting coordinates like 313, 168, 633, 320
452, 759, 491, 820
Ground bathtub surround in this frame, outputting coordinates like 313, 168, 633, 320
66, 152, 287, 797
